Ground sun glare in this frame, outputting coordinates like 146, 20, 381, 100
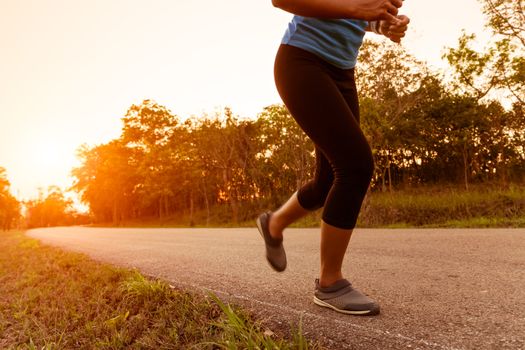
16, 132, 79, 195
33, 141, 71, 169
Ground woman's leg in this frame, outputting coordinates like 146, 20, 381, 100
268, 191, 309, 240
320, 221, 354, 286
269, 146, 333, 239
274, 45, 374, 283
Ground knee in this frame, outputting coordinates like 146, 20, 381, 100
297, 179, 333, 210
334, 148, 374, 190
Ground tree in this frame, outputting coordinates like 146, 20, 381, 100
256, 105, 315, 204
25, 186, 73, 228
121, 99, 185, 221
445, 0, 524, 108
442, 0, 525, 186
188, 108, 261, 223
72, 140, 140, 224
0, 167, 20, 231
357, 40, 437, 191
482, 0, 525, 46
482, 0, 525, 109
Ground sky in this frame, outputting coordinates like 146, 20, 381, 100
0, 0, 492, 202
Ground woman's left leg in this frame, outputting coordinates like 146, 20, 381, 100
269, 146, 333, 239
267, 191, 310, 240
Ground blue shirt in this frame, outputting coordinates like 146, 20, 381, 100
282, 16, 368, 69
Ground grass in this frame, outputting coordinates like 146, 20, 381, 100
358, 184, 525, 228
282, 184, 525, 228
90, 184, 525, 229
422, 216, 525, 228
0, 230, 319, 350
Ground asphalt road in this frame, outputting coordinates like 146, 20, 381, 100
28, 227, 525, 350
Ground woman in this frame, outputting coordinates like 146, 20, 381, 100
256, 0, 410, 315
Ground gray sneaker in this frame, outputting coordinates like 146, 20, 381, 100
256, 211, 286, 272
313, 279, 380, 315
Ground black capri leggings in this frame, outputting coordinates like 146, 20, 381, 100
274, 44, 374, 229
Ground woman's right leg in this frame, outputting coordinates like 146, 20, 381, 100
274, 44, 374, 281
274, 44, 378, 315
274, 44, 374, 232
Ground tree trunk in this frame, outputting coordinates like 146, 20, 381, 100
381, 167, 387, 192
164, 195, 169, 219
387, 152, 393, 193
222, 168, 238, 223
189, 189, 195, 227
202, 181, 210, 226
112, 200, 118, 226
158, 196, 163, 221
230, 195, 239, 224
298, 139, 306, 190
463, 143, 469, 191
499, 145, 508, 188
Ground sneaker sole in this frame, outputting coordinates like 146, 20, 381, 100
256, 216, 285, 272
313, 296, 380, 316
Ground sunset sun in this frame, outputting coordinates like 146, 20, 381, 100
33, 141, 70, 169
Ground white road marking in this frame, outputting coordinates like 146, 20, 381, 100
157, 276, 463, 350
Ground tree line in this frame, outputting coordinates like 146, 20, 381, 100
0, 172, 91, 230
72, 91, 524, 225
23, 187, 90, 228
4, 0, 523, 228
71, 0, 524, 225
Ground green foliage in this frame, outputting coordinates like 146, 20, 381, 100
359, 184, 525, 227
443, 32, 499, 99
482, 0, 525, 46
357, 41, 445, 191
444, 0, 524, 109
440, 0, 525, 191
119, 271, 169, 302
207, 293, 312, 350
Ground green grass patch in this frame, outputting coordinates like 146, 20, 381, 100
91, 184, 525, 229
422, 216, 525, 228
358, 184, 525, 228
0, 231, 319, 349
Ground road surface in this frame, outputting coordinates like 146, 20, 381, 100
28, 227, 525, 350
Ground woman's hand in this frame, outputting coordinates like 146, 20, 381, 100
379, 15, 410, 43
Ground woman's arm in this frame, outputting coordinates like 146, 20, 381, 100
272, 0, 403, 22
